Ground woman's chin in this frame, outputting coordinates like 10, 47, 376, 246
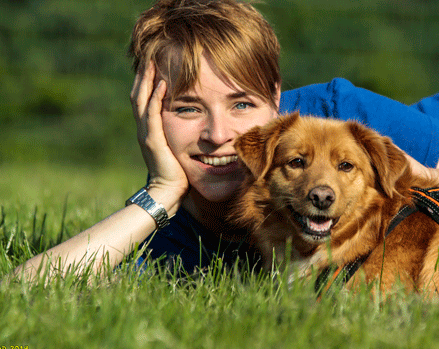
191, 180, 242, 203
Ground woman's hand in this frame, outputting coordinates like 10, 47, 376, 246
130, 62, 189, 205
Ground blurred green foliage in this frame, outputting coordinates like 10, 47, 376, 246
1, 0, 438, 166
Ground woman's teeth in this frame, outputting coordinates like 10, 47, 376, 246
198, 155, 238, 166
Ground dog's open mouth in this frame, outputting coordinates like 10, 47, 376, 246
288, 206, 339, 242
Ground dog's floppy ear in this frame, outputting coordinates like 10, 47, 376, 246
234, 112, 300, 180
348, 121, 408, 198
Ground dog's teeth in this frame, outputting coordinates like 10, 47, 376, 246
306, 217, 333, 233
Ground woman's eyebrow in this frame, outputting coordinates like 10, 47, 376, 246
228, 91, 248, 99
172, 95, 203, 103
166, 91, 250, 104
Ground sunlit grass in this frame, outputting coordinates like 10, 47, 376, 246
2, 162, 439, 348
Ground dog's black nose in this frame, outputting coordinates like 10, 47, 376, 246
308, 186, 335, 210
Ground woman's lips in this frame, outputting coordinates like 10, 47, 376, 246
194, 155, 240, 175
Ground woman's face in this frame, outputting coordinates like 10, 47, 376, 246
161, 54, 280, 202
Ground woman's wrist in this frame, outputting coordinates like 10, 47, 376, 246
144, 184, 187, 218
125, 188, 171, 229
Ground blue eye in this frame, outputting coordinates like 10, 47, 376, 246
235, 102, 253, 110
175, 107, 198, 114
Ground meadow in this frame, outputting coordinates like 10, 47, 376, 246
2, 0, 439, 347
2, 163, 439, 349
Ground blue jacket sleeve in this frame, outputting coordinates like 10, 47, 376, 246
279, 78, 439, 168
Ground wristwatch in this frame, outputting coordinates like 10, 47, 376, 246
125, 187, 170, 230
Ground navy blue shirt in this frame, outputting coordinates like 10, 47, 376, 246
135, 207, 261, 273
136, 79, 439, 272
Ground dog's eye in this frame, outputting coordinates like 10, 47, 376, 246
288, 158, 305, 169
339, 162, 354, 172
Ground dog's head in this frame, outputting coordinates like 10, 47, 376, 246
234, 112, 409, 245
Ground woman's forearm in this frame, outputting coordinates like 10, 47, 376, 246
11, 186, 182, 283
405, 152, 439, 182
12, 204, 155, 282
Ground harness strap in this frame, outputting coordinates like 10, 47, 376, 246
315, 186, 439, 298
409, 187, 439, 225
385, 204, 419, 238
315, 255, 368, 298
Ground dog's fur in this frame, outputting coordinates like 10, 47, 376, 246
232, 111, 439, 294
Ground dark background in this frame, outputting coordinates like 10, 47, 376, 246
1, 0, 438, 168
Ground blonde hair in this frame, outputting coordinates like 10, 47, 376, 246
128, 0, 281, 108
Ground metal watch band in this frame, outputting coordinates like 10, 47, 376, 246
125, 187, 170, 230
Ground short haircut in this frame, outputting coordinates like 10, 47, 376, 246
128, 0, 281, 108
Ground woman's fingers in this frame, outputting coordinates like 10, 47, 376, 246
144, 80, 173, 169
130, 61, 155, 122
129, 61, 158, 151
145, 80, 167, 148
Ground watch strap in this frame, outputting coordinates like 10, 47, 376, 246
125, 187, 170, 230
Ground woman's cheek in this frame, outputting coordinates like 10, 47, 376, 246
161, 113, 180, 152
161, 113, 198, 158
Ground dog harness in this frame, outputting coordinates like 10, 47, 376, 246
315, 187, 439, 297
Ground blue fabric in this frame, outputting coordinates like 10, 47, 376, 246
279, 78, 439, 168
136, 78, 439, 271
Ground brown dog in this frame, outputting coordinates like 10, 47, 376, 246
232, 111, 439, 294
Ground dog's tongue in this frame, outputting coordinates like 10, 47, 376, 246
306, 217, 333, 233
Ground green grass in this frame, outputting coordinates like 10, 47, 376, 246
3, 162, 439, 349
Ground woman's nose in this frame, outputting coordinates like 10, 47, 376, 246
200, 114, 234, 145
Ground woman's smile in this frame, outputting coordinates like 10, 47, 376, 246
197, 154, 239, 166
193, 154, 240, 176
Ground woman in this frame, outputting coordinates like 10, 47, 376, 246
13, 0, 439, 281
